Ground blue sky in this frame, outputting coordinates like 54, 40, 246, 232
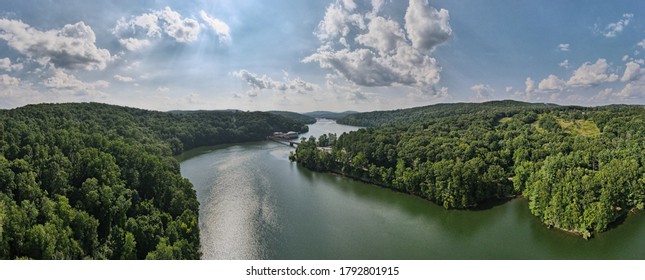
0, 0, 644, 111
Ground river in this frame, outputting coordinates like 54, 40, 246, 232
178, 120, 645, 259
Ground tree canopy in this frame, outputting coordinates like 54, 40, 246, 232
0, 102, 309, 259
292, 100, 645, 238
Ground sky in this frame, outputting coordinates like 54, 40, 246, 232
0, 0, 644, 112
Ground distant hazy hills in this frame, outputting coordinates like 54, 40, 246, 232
268, 110, 361, 123
168, 109, 360, 124
302, 111, 359, 120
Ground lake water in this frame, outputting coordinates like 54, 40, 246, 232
178, 120, 645, 259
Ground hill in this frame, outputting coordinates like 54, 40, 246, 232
0, 102, 310, 259
268, 111, 316, 124
304, 111, 359, 120
292, 101, 645, 238
336, 100, 558, 127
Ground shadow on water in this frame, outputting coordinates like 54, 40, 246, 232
294, 161, 645, 259
469, 196, 516, 211
605, 210, 631, 231
179, 123, 645, 259
507, 201, 645, 259
174, 141, 268, 162
293, 163, 508, 240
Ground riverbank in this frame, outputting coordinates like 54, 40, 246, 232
292, 157, 639, 240
549, 208, 643, 240
180, 120, 645, 259
322, 166, 518, 211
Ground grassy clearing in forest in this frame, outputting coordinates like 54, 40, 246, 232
556, 118, 601, 136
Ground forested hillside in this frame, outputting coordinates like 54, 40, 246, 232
336, 100, 557, 127
0, 103, 308, 259
304, 111, 359, 120
268, 111, 317, 125
292, 100, 645, 238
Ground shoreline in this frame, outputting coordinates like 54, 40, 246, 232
297, 162, 641, 240
321, 166, 519, 211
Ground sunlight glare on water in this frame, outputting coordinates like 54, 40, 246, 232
179, 120, 645, 260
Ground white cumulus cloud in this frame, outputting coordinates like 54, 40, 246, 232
114, 74, 135, 82
525, 77, 535, 94
371, 0, 385, 14
158, 7, 201, 43
601, 13, 633, 38
638, 39, 645, 49
115, 7, 230, 47
566, 58, 618, 87
470, 83, 494, 100
115, 12, 161, 38
620, 61, 643, 82
538, 74, 565, 92
520, 58, 635, 102
114, 7, 201, 43
0, 58, 10, 71
404, 0, 452, 52
0, 74, 20, 86
0, 57, 23, 72
612, 59, 645, 99
614, 82, 645, 99
355, 16, 406, 55
199, 10, 231, 43
232, 69, 317, 96
558, 43, 570, 51
118, 38, 151, 51
0, 19, 111, 70
327, 79, 372, 103
341, 0, 357, 11
305, 0, 450, 95
43, 69, 109, 91
314, 2, 365, 42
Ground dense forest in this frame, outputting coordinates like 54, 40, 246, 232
291, 100, 645, 238
0, 102, 309, 259
268, 111, 317, 125
304, 111, 359, 120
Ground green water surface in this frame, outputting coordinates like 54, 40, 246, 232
178, 120, 645, 259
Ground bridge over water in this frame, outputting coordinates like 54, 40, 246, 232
267, 136, 299, 147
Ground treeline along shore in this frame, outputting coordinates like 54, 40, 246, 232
290, 100, 645, 239
0, 102, 309, 259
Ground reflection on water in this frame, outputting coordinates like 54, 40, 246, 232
179, 120, 645, 260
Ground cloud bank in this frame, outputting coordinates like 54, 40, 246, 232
0, 19, 112, 70
114, 7, 231, 48
232, 69, 317, 96
304, 0, 452, 95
